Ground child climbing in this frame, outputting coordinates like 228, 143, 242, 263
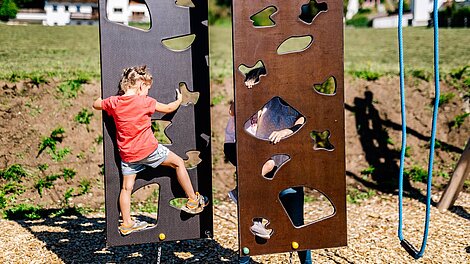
93, 65, 208, 235
227, 69, 312, 263
224, 98, 306, 241
223, 101, 272, 239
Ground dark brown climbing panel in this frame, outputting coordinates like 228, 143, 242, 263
233, 0, 347, 256
98, 0, 212, 246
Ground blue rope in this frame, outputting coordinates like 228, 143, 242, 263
397, 0, 440, 259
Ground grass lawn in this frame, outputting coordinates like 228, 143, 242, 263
209, 24, 232, 83
0, 23, 468, 81
0, 24, 100, 80
213, 25, 470, 79
345, 27, 470, 75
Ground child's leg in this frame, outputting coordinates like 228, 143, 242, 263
119, 174, 136, 227
161, 151, 197, 201
261, 159, 276, 177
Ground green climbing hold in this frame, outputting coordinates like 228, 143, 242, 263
242, 247, 250, 255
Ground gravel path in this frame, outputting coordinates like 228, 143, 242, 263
1, 192, 469, 263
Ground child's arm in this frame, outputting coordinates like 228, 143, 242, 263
268, 116, 305, 144
93, 98, 103, 110
155, 89, 183, 113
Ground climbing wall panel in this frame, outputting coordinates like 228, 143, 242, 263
233, 0, 347, 256
98, 0, 212, 246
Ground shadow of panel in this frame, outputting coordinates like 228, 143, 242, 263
99, 0, 212, 246
14, 215, 241, 263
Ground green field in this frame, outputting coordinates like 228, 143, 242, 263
209, 25, 232, 83
0, 23, 469, 81
345, 27, 470, 74
0, 24, 100, 80
211, 25, 470, 79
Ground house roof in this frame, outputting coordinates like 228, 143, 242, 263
18, 8, 47, 14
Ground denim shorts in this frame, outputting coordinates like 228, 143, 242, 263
121, 144, 170, 176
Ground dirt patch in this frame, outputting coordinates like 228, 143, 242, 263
211, 78, 237, 200
0, 80, 104, 210
210, 76, 470, 200
0, 75, 469, 262
0, 75, 468, 213
344, 76, 469, 195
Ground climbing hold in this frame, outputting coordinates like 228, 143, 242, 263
159, 233, 166, 241
292, 241, 299, 250
242, 247, 250, 255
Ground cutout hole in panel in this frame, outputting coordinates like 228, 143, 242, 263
250, 6, 278, 27
200, 133, 210, 147
175, 0, 195, 8
313, 76, 337, 95
169, 197, 187, 210
310, 130, 334, 151
277, 35, 313, 55
151, 120, 172, 144
130, 184, 159, 227
184, 150, 202, 169
238, 60, 267, 89
262, 154, 290, 180
299, 0, 328, 24
107, 0, 151, 30
244, 97, 305, 143
250, 217, 273, 241
180, 82, 200, 105
279, 186, 335, 228
162, 34, 196, 52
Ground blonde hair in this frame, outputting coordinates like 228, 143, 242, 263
118, 65, 153, 95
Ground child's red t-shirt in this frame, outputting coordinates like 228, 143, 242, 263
102, 95, 158, 163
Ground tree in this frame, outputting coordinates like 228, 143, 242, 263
14, 0, 40, 9
215, 0, 231, 7
0, 0, 19, 21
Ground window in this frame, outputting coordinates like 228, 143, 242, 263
76, 5, 81, 13
65, 5, 69, 11
52, 5, 57, 11
114, 8, 123, 13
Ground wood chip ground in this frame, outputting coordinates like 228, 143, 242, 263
1, 191, 469, 263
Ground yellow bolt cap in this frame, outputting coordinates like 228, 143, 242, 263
159, 233, 166, 240
292, 241, 299, 249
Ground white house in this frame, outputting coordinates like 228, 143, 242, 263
107, 0, 150, 25
8, 0, 150, 26
412, 0, 447, 26
372, 13, 414, 28
371, 0, 447, 28
44, 0, 98, 26
346, 0, 359, 20
128, 0, 150, 23
11, 9, 47, 25
106, 0, 129, 24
